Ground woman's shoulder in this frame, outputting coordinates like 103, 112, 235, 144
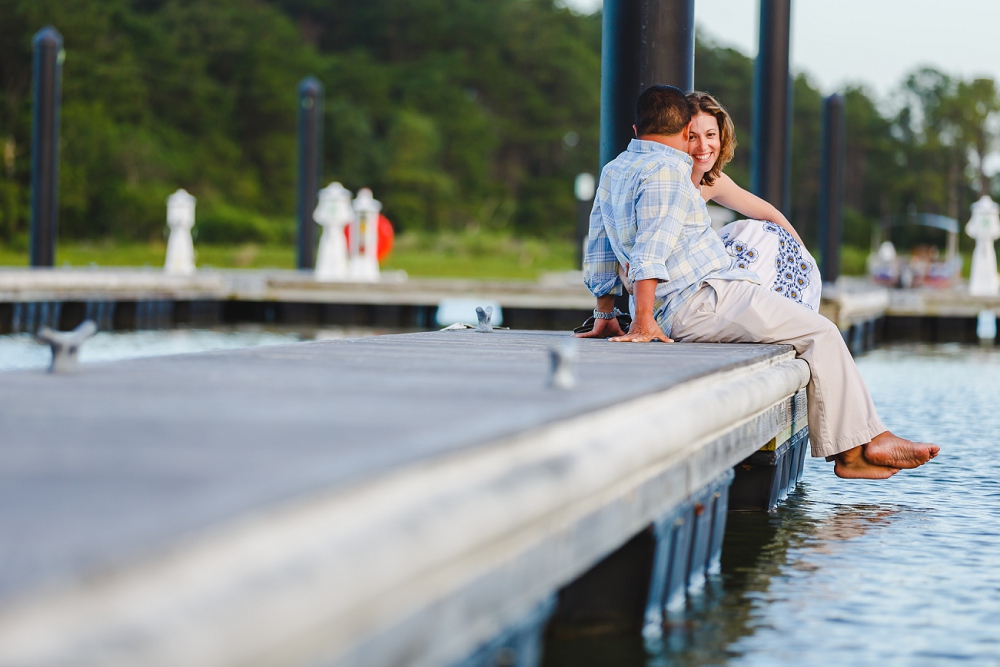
711, 172, 737, 191
702, 172, 734, 201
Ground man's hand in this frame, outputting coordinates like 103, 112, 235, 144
575, 293, 625, 338
609, 314, 672, 343
574, 316, 625, 339
608, 277, 672, 343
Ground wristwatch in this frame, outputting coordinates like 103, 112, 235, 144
593, 307, 622, 320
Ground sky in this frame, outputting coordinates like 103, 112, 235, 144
562, 0, 1000, 103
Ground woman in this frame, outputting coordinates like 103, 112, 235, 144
687, 91, 822, 310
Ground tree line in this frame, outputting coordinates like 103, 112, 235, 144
0, 0, 996, 256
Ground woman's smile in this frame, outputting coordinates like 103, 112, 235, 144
692, 150, 715, 164
688, 112, 722, 172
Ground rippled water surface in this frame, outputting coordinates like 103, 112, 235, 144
545, 344, 1000, 667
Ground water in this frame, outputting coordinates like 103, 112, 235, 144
0, 326, 396, 372
544, 344, 1000, 666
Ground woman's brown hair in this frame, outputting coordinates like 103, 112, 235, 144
686, 91, 737, 187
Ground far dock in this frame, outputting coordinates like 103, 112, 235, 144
3, 268, 999, 349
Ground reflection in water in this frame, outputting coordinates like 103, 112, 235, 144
645, 498, 906, 667
544, 344, 1000, 666
543, 495, 906, 667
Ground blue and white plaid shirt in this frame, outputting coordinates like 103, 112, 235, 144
583, 139, 758, 336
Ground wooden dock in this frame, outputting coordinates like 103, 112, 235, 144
0, 268, 597, 333
0, 329, 809, 666
4, 268, 998, 346
821, 277, 1000, 350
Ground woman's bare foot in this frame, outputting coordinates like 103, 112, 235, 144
863, 431, 940, 469
834, 446, 899, 479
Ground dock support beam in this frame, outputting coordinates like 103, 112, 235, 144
296, 77, 323, 270
30, 27, 64, 268
599, 0, 695, 169
729, 389, 809, 511
545, 470, 734, 640
750, 0, 793, 216
817, 93, 846, 283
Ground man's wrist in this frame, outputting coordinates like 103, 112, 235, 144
631, 311, 658, 327
595, 294, 617, 313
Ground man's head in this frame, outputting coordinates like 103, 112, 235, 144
635, 85, 692, 138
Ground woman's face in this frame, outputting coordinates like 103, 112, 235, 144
687, 112, 721, 175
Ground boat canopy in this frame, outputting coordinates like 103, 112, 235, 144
877, 212, 959, 235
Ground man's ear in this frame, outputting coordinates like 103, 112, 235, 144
682, 120, 693, 138
632, 124, 638, 138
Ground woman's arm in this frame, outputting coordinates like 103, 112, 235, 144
704, 173, 804, 244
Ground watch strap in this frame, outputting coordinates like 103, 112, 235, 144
592, 307, 621, 320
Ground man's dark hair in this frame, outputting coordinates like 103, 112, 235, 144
635, 85, 692, 136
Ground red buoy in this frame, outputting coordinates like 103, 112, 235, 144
344, 213, 395, 262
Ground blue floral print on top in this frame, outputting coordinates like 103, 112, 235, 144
722, 221, 816, 309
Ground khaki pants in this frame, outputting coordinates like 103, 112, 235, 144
671, 279, 886, 458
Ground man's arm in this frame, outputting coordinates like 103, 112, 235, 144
708, 173, 803, 244
578, 182, 627, 339
582, 193, 623, 300
608, 279, 671, 342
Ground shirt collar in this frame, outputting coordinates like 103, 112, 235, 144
627, 138, 693, 166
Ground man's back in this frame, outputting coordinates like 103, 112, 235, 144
583, 138, 754, 336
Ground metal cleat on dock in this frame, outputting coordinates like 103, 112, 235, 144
34, 319, 97, 373
548, 338, 577, 389
475, 306, 494, 333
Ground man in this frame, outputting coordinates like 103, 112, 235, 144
577, 84, 938, 479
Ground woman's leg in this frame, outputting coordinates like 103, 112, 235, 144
673, 279, 938, 476
672, 279, 884, 457
717, 219, 822, 311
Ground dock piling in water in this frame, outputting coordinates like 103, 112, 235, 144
751, 0, 793, 216
296, 76, 323, 270
599, 0, 694, 170
818, 93, 847, 283
29, 26, 64, 268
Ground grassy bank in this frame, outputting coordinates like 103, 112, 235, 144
0, 232, 578, 281
1, 236, 968, 280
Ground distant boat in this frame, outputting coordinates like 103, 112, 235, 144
868, 211, 961, 288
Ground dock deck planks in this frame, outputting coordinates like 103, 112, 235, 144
0, 331, 782, 601
0, 330, 808, 665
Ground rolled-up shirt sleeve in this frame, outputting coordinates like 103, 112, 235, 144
628, 169, 685, 283
583, 196, 623, 298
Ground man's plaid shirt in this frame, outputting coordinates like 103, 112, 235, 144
583, 139, 757, 337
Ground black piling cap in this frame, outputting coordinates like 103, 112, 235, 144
33, 26, 63, 50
